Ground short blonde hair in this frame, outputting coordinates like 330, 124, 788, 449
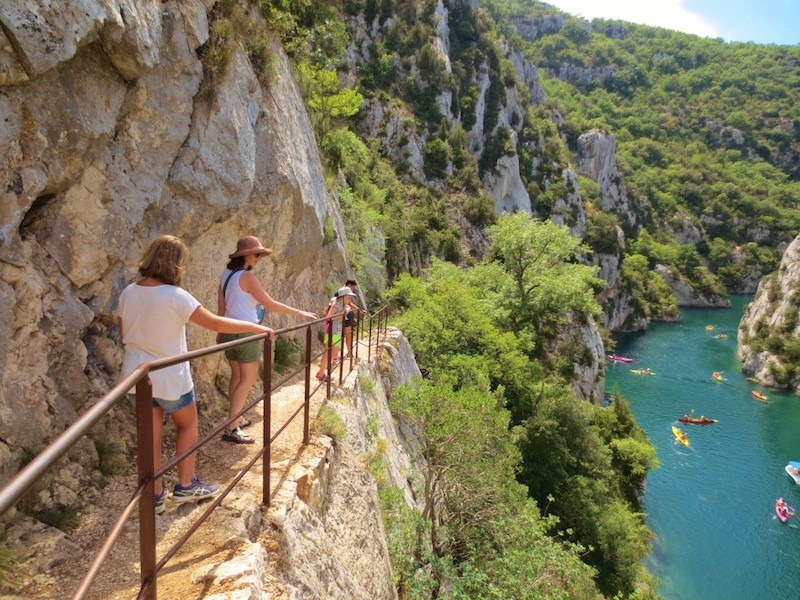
138, 235, 188, 286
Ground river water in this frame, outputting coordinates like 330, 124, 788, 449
606, 295, 800, 600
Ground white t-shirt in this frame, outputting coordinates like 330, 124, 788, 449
118, 283, 201, 400
220, 269, 259, 322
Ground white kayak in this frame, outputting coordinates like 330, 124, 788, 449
786, 461, 800, 485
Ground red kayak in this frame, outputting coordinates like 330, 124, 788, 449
776, 497, 795, 523
678, 415, 718, 425
607, 354, 634, 363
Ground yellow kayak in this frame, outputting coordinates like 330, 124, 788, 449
672, 425, 690, 447
712, 371, 724, 382
630, 369, 654, 375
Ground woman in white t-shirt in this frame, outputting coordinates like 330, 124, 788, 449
217, 236, 317, 444
118, 235, 274, 513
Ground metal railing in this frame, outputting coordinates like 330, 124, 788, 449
0, 306, 390, 599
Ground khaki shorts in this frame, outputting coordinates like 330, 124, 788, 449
221, 332, 261, 363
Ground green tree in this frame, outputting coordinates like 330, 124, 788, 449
486, 212, 603, 333
423, 138, 451, 179
296, 63, 364, 136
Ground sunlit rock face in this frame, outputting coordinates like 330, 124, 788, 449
738, 233, 800, 391
0, 1, 348, 502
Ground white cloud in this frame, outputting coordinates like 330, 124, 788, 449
545, 0, 719, 38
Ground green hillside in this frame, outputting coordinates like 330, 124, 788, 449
489, 0, 800, 288
212, 0, 799, 597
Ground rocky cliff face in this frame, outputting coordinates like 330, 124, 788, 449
0, 1, 349, 498
738, 233, 800, 391
210, 328, 422, 598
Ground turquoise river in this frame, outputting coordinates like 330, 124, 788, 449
606, 295, 800, 600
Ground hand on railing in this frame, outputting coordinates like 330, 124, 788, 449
252, 324, 274, 338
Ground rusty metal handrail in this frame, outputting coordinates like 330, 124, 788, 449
0, 306, 390, 599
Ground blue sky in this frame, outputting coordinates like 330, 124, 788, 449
544, 0, 799, 45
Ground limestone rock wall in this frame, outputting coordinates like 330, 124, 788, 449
0, 1, 349, 500
738, 233, 800, 391
267, 328, 423, 598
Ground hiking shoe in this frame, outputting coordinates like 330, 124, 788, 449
154, 488, 167, 515
222, 426, 255, 444
172, 476, 220, 503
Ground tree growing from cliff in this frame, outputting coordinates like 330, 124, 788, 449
295, 63, 363, 136
516, 385, 656, 597
484, 212, 603, 343
385, 254, 657, 596
392, 380, 519, 557
390, 378, 603, 599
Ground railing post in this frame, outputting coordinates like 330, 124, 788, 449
135, 377, 157, 600
354, 314, 360, 361
368, 315, 373, 363
324, 318, 330, 398
304, 326, 311, 445
338, 312, 347, 384
263, 335, 273, 506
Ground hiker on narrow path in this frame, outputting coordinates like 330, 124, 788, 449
117, 235, 274, 512
218, 236, 317, 444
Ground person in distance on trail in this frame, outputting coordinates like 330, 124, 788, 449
117, 235, 274, 514
217, 236, 317, 444
334, 279, 367, 359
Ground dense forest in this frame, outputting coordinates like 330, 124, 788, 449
201, 0, 798, 597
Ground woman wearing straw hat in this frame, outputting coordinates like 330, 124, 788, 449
118, 235, 275, 513
218, 236, 317, 444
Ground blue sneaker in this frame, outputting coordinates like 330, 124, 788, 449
154, 487, 167, 515
172, 476, 220, 504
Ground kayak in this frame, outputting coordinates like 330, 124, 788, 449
714, 333, 729, 339
705, 325, 714, 331
751, 390, 768, 401
607, 354, 634, 363
785, 462, 800, 485
678, 415, 718, 425
671, 425, 690, 447
712, 371, 724, 382
776, 498, 794, 523
630, 369, 654, 375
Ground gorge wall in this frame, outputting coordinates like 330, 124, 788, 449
738, 232, 800, 391
0, 0, 350, 501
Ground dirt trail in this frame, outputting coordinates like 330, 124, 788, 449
19, 360, 360, 599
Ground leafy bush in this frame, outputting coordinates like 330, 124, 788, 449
462, 193, 496, 227
422, 138, 451, 179
360, 373, 375, 395
314, 406, 347, 443
273, 336, 301, 374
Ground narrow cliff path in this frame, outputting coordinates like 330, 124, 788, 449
21, 359, 363, 599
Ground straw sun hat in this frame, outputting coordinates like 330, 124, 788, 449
228, 236, 272, 259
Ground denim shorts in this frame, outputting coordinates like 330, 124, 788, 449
156, 388, 196, 414
128, 388, 195, 415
